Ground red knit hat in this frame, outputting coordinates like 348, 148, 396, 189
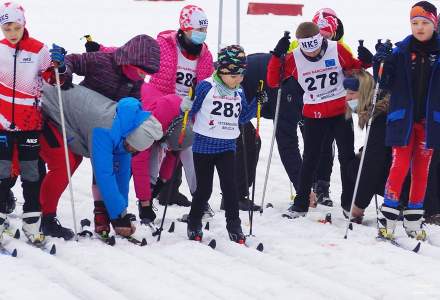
410, 1, 438, 26
312, 8, 338, 39
179, 5, 208, 31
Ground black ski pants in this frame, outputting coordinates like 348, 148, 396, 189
0, 131, 41, 213
295, 115, 355, 211
189, 151, 240, 230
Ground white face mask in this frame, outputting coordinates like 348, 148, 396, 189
347, 99, 359, 112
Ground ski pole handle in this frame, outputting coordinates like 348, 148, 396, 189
177, 84, 195, 146
82, 34, 93, 42
358, 40, 364, 47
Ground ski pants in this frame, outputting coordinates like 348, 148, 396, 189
189, 151, 240, 228
295, 115, 355, 211
384, 122, 433, 209
0, 130, 41, 213
39, 122, 83, 215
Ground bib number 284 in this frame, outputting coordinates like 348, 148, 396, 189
211, 101, 241, 118
305, 72, 338, 91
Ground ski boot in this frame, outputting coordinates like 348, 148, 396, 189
22, 212, 45, 245
313, 180, 333, 207
403, 209, 427, 241
41, 214, 74, 241
342, 205, 364, 224
227, 220, 246, 244
5, 190, 16, 214
94, 201, 111, 235
138, 201, 156, 223
378, 205, 399, 240
202, 202, 215, 219
187, 221, 203, 241
221, 196, 261, 211
282, 199, 307, 219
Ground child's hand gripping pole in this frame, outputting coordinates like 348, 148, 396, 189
178, 84, 196, 146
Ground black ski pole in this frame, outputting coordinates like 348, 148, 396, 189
249, 80, 264, 236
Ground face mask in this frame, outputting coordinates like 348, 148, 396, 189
122, 65, 147, 82
347, 99, 359, 112
190, 30, 207, 45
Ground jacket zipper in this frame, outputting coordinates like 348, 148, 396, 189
10, 44, 19, 130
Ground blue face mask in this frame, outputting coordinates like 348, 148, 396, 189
347, 99, 359, 113
190, 31, 207, 45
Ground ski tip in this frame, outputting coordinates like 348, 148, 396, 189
208, 239, 216, 249
256, 243, 264, 252
13, 229, 20, 239
413, 242, 421, 253
168, 222, 175, 233
11, 248, 17, 257
49, 244, 56, 255
80, 218, 91, 228
140, 238, 148, 246
204, 222, 210, 231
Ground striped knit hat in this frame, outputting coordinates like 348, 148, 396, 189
411, 1, 438, 26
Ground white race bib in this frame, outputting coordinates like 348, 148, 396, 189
293, 40, 346, 105
193, 78, 242, 139
175, 50, 197, 97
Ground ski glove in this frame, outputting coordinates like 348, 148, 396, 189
50, 44, 67, 70
272, 33, 291, 58
357, 45, 373, 65
256, 90, 268, 105
151, 178, 165, 199
85, 41, 100, 53
373, 40, 393, 64
180, 96, 194, 112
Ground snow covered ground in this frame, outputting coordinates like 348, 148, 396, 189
2, 0, 440, 299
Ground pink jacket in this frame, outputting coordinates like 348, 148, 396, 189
144, 30, 214, 100
132, 30, 214, 201
131, 90, 181, 201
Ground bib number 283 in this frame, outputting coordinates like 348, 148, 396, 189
305, 72, 338, 91
210, 101, 241, 118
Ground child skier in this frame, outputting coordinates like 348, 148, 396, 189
0, 2, 63, 244
267, 22, 362, 218
375, 1, 440, 240
187, 45, 261, 243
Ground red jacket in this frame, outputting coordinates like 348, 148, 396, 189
267, 42, 362, 118
0, 30, 52, 131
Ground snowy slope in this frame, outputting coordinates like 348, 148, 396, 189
3, 0, 440, 299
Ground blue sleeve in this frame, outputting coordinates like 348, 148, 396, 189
115, 152, 131, 207
238, 91, 257, 124
190, 80, 212, 118
91, 128, 128, 220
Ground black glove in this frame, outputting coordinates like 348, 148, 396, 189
151, 178, 165, 199
373, 40, 393, 64
85, 41, 100, 53
256, 90, 268, 104
272, 32, 291, 58
61, 78, 74, 91
357, 45, 373, 65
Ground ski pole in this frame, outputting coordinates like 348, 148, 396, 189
344, 50, 387, 239
81, 34, 93, 42
157, 85, 195, 242
249, 80, 264, 236
259, 31, 290, 214
218, 0, 223, 52
54, 64, 79, 241
178, 84, 195, 145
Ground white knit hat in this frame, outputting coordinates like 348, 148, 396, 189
126, 116, 163, 152
0, 2, 26, 26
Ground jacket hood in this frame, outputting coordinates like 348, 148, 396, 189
114, 34, 161, 74
110, 98, 151, 142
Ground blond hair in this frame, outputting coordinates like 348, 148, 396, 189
345, 70, 375, 127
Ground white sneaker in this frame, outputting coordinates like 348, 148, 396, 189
22, 212, 45, 244
282, 204, 307, 219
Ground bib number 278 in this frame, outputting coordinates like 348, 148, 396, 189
211, 101, 241, 118
305, 72, 338, 91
